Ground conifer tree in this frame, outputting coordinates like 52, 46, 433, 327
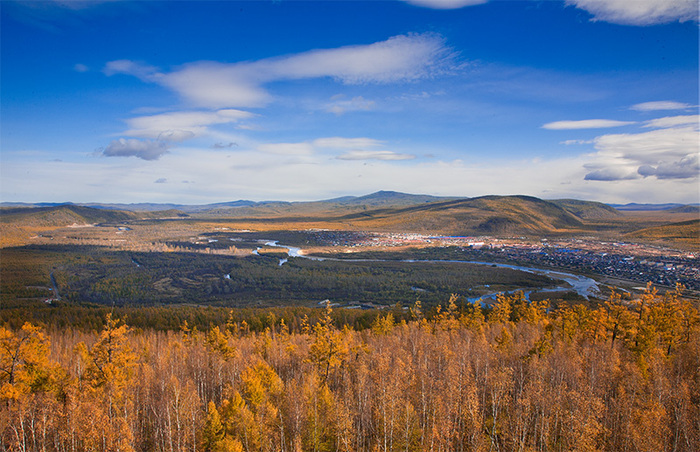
308, 303, 347, 384
203, 401, 225, 451
0, 323, 54, 402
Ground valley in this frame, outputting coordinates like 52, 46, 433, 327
1, 192, 698, 324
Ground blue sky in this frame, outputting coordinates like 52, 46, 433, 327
1, 0, 698, 204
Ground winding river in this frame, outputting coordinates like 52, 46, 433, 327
252, 240, 601, 300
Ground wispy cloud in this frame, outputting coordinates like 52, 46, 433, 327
313, 137, 385, 149
257, 142, 315, 156
124, 109, 253, 141
104, 59, 160, 81
105, 33, 457, 109
325, 95, 375, 115
253, 136, 393, 159
336, 150, 416, 161
566, 0, 698, 26
400, 0, 488, 10
4, 0, 126, 32
630, 100, 694, 112
561, 139, 594, 145
401, 0, 699, 24
543, 119, 635, 130
44, 0, 116, 11
643, 115, 699, 129
311, 136, 415, 161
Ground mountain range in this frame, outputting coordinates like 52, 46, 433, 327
3, 191, 696, 214
1, 191, 697, 245
609, 203, 700, 212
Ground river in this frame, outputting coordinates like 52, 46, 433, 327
253, 240, 601, 300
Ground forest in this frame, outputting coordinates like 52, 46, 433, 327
0, 244, 559, 309
1, 286, 698, 451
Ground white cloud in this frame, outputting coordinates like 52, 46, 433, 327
212, 134, 420, 164
151, 130, 196, 142
584, 167, 639, 181
638, 154, 700, 180
5, 145, 697, 205
253, 137, 390, 157
260, 33, 454, 84
104, 59, 160, 81
401, 0, 488, 10
336, 150, 416, 161
105, 33, 456, 108
101, 138, 170, 161
643, 115, 699, 129
124, 109, 253, 140
325, 96, 375, 115
631, 101, 694, 111
561, 139, 594, 145
257, 142, 315, 155
158, 62, 270, 109
543, 119, 635, 130
313, 137, 384, 149
593, 126, 698, 164
567, 0, 698, 25
584, 125, 700, 181
73, 63, 89, 72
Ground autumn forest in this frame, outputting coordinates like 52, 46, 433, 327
2, 287, 698, 452
1, 198, 699, 451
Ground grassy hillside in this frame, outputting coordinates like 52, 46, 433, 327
335, 190, 455, 207
3, 194, 696, 246
199, 194, 590, 236
551, 199, 622, 220
0, 205, 185, 247
625, 219, 700, 245
667, 205, 700, 215
199, 191, 455, 217
0, 205, 138, 226
338, 195, 587, 235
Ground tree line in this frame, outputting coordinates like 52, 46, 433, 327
1, 285, 698, 451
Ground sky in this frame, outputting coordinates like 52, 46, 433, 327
1, 0, 698, 205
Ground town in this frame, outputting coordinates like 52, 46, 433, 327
307, 231, 700, 293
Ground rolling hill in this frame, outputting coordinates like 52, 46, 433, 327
331, 190, 455, 208
0, 205, 137, 226
1, 191, 455, 216
551, 199, 622, 220
195, 191, 456, 217
609, 203, 699, 211
0, 200, 257, 213
332, 195, 590, 235
0, 205, 186, 247
624, 219, 700, 245
4, 192, 696, 244
667, 205, 700, 215
0, 204, 187, 225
